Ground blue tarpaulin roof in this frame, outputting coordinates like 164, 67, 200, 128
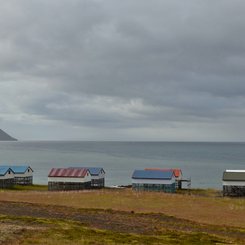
132, 169, 174, 179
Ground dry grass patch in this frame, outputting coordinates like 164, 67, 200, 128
0, 188, 244, 228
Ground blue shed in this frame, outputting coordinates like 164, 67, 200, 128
0, 167, 14, 188
1, 165, 33, 185
132, 169, 176, 193
11, 166, 33, 185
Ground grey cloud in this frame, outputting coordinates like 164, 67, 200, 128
1, 0, 245, 140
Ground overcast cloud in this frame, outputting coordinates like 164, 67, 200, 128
1, 0, 245, 141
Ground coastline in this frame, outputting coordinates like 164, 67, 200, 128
1, 141, 245, 189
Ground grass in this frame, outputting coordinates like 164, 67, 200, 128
177, 188, 222, 197
0, 187, 244, 228
6, 184, 48, 191
0, 215, 233, 245
0, 187, 244, 244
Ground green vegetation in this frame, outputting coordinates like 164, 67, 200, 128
0, 215, 233, 245
0, 187, 244, 244
0, 188, 244, 228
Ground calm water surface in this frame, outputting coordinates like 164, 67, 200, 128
0, 141, 244, 189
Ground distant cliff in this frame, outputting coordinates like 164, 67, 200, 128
0, 129, 17, 141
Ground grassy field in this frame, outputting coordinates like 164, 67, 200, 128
0, 214, 234, 245
0, 186, 244, 244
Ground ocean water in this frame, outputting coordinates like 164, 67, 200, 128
0, 141, 244, 189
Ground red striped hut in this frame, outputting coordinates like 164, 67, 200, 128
48, 167, 91, 191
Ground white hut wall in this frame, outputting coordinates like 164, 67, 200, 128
48, 176, 92, 191
14, 172, 33, 185
0, 172, 15, 188
223, 181, 245, 196
90, 174, 105, 188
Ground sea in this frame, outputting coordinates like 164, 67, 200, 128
0, 141, 244, 189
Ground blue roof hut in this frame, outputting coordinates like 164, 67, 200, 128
0, 167, 14, 188
11, 166, 33, 185
132, 169, 176, 193
0, 165, 33, 185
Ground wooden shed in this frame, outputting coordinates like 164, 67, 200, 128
48, 168, 92, 191
11, 166, 33, 185
223, 170, 245, 196
132, 169, 176, 193
0, 167, 14, 188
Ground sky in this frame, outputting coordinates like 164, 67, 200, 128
1, 0, 245, 141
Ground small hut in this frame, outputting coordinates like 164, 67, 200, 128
77, 167, 105, 188
48, 167, 92, 191
0, 167, 14, 188
223, 170, 245, 196
145, 168, 183, 189
132, 169, 176, 193
68, 167, 105, 188
11, 166, 33, 185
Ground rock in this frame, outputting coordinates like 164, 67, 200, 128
0, 129, 17, 141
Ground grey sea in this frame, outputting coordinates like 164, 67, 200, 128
0, 141, 244, 189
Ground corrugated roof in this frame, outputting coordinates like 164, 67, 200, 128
172, 169, 182, 178
48, 168, 88, 178
0, 167, 13, 176
0, 165, 33, 174
69, 167, 105, 176
132, 169, 174, 180
223, 171, 245, 181
87, 167, 104, 176
10, 166, 32, 174
145, 168, 182, 178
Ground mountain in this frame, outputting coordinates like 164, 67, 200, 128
0, 129, 17, 141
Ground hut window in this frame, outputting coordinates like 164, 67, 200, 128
8, 170, 11, 174
28, 169, 30, 172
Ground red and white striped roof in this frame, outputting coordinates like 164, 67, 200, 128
48, 168, 88, 178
